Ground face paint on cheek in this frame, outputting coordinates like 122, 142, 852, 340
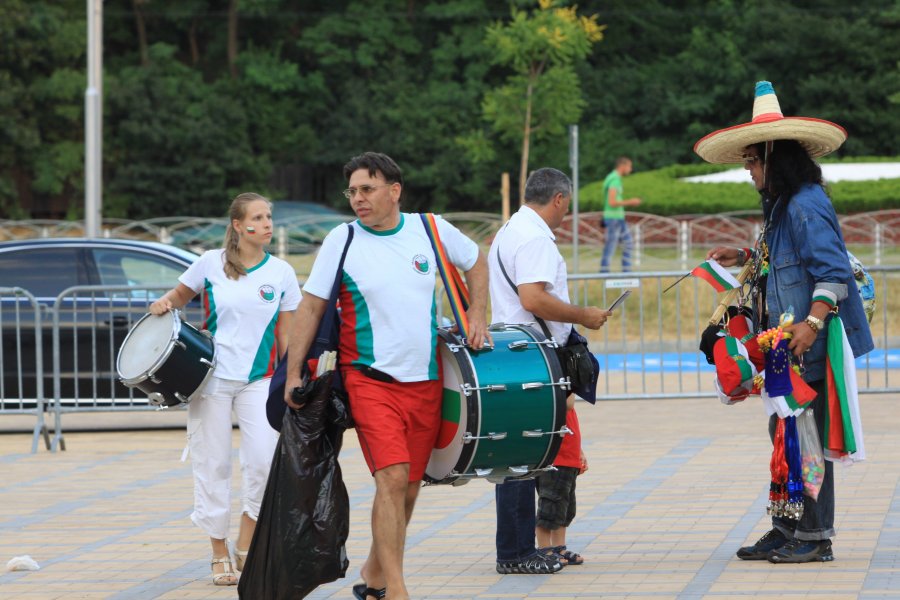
246, 226, 256, 234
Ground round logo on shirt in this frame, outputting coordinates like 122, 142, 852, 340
258, 285, 276, 303
412, 254, 430, 275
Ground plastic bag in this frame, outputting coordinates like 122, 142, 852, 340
797, 408, 825, 501
238, 371, 351, 599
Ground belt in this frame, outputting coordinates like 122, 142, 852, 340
354, 365, 396, 384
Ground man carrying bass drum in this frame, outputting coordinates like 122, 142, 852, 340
150, 192, 301, 586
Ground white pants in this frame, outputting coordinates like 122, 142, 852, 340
186, 376, 277, 540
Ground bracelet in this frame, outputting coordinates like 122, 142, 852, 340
804, 314, 824, 334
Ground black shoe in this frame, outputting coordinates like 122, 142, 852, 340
497, 552, 563, 575
768, 538, 833, 563
496, 559, 520, 574
736, 529, 789, 560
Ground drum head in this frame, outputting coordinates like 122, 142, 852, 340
425, 331, 476, 483
117, 312, 177, 381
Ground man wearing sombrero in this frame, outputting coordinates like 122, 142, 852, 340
697, 81, 873, 563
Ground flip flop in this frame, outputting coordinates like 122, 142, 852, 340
352, 582, 386, 600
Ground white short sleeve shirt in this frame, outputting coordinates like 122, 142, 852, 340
488, 205, 572, 343
304, 214, 479, 382
179, 249, 301, 382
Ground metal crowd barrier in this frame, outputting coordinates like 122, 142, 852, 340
0, 287, 52, 452
566, 266, 899, 400
4, 266, 898, 453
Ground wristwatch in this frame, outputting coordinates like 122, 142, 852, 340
804, 315, 824, 334
736, 248, 746, 266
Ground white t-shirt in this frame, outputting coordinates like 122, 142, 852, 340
488, 205, 572, 343
179, 249, 301, 382
304, 214, 479, 382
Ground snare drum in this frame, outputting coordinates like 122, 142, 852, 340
425, 324, 569, 485
116, 310, 216, 407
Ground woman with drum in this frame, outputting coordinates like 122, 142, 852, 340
149, 192, 301, 586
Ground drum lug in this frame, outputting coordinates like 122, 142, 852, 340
508, 465, 530, 474
173, 339, 187, 351
175, 392, 190, 404
200, 358, 214, 367
523, 425, 572, 438
463, 431, 507, 442
521, 379, 570, 390
474, 468, 494, 477
460, 383, 507, 396
150, 374, 161, 384
507, 339, 557, 350
147, 392, 166, 406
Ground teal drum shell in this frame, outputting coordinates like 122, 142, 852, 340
116, 311, 216, 407
425, 324, 568, 485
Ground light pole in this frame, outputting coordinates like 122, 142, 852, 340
84, 0, 103, 238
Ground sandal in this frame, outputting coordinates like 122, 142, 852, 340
234, 547, 248, 572
352, 582, 386, 599
554, 545, 584, 565
211, 556, 237, 586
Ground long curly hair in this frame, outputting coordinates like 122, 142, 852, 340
223, 192, 269, 280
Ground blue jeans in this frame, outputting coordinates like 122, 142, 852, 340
769, 379, 835, 541
601, 218, 633, 273
495, 479, 537, 561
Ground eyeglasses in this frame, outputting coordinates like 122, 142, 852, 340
742, 155, 761, 165
342, 183, 394, 200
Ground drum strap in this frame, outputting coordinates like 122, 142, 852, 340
420, 213, 471, 339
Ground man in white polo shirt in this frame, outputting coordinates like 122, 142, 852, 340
488, 167, 609, 575
284, 152, 489, 600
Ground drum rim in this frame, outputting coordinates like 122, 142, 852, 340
116, 310, 182, 385
424, 328, 481, 484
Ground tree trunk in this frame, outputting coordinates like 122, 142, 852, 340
188, 18, 200, 65
227, 0, 238, 78
132, 0, 149, 66
519, 79, 534, 204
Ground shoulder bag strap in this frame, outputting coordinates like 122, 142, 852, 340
493, 230, 556, 342
312, 223, 354, 351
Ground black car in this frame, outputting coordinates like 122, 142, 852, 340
0, 238, 200, 405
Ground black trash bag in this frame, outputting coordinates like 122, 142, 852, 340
238, 371, 351, 600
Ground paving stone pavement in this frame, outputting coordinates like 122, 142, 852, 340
2, 394, 899, 600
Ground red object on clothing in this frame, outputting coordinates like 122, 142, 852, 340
554, 408, 582, 468
342, 368, 442, 482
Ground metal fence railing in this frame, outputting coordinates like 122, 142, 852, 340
4, 265, 898, 453
0, 287, 52, 452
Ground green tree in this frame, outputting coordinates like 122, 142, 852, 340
483, 0, 603, 201
0, 0, 85, 218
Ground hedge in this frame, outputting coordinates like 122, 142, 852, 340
579, 157, 900, 216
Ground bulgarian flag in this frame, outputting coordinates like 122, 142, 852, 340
823, 315, 866, 463
691, 260, 741, 293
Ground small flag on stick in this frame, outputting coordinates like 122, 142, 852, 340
691, 260, 741, 293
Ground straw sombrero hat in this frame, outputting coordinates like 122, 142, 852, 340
694, 81, 847, 164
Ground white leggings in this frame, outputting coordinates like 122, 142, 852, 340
186, 376, 277, 540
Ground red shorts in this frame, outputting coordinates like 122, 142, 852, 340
342, 368, 442, 482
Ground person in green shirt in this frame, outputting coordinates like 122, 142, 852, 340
600, 156, 641, 272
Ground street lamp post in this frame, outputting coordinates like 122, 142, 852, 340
84, 0, 103, 238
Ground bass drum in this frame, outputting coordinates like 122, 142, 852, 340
425, 324, 569, 485
116, 310, 216, 407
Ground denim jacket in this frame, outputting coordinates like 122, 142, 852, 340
765, 183, 874, 382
